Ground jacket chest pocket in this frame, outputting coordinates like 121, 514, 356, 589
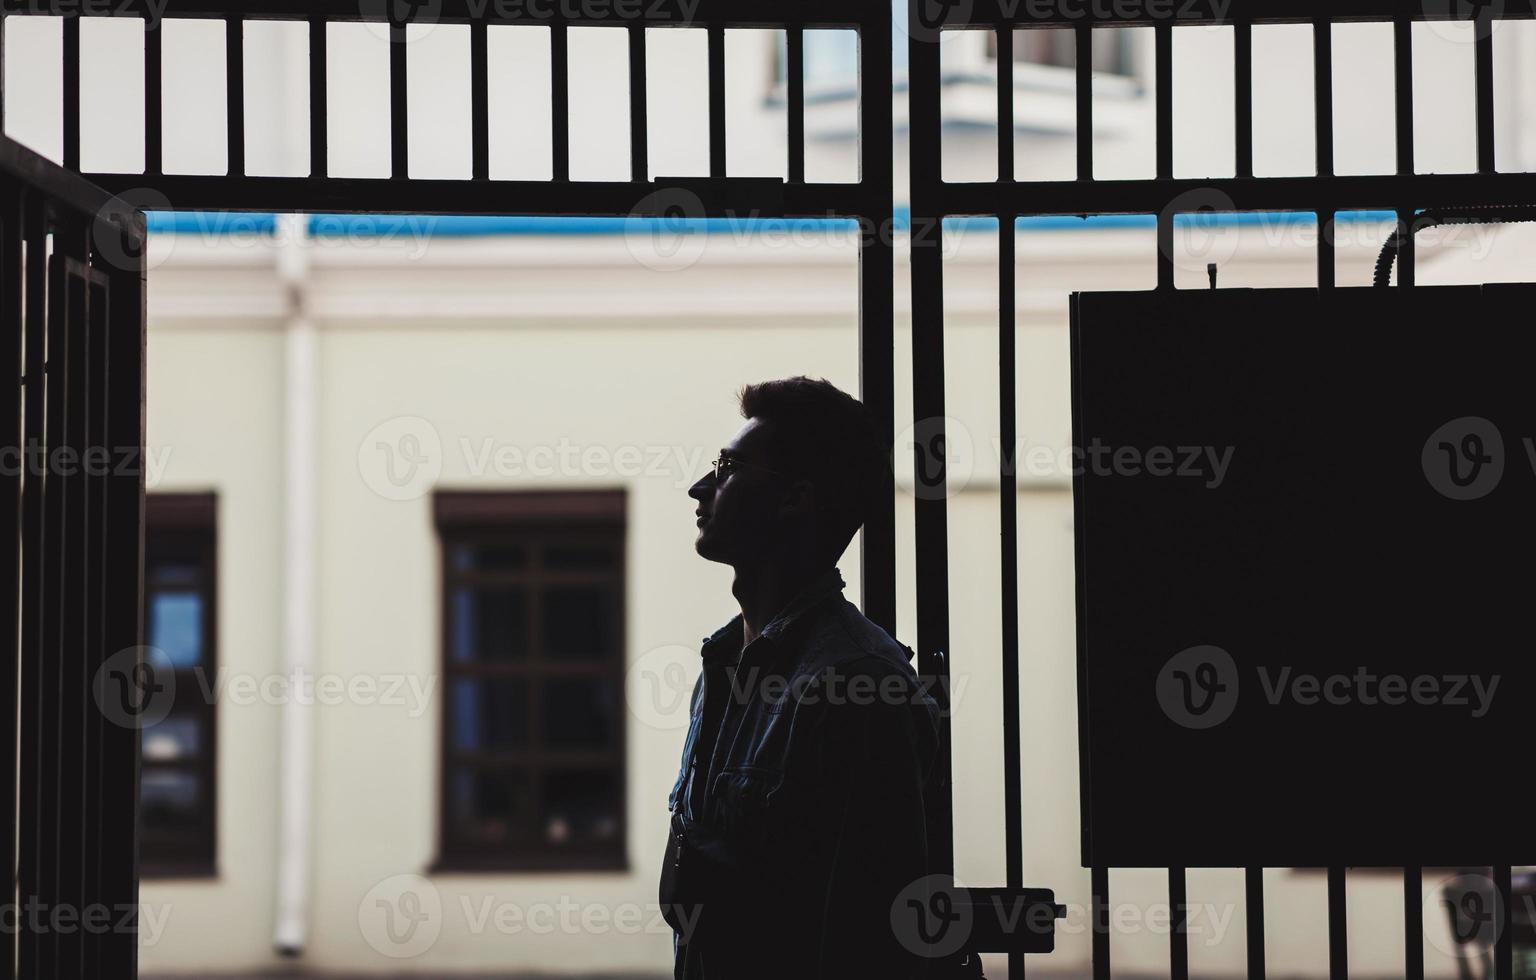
709, 765, 785, 844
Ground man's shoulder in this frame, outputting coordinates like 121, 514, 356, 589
797, 597, 918, 680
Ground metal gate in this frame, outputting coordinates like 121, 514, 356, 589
906, 1, 1536, 978
0, 0, 895, 976
2, 135, 146, 979
7, 0, 1536, 975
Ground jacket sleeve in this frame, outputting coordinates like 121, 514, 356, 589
812, 679, 938, 980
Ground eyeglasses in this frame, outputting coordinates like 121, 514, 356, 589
710, 453, 789, 482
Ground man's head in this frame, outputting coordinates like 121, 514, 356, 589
689, 377, 888, 571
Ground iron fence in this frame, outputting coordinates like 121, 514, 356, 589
2, 133, 146, 980
906, 1, 1536, 978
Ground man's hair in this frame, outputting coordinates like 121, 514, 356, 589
738, 376, 889, 562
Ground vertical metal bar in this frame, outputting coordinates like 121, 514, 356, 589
1170, 867, 1189, 980
80, 272, 109, 980
708, 24, 725, 178
1076, 25, 1093, 180
1235, 20, 1253, 179
40, 246, 69, 980
56, 255, 89, 980
1398, 208, 1415, 287
16, 193, 45, 980
628, 25, 648, 183
0, 13, 6, 137
908, 1, 952, 881
551, 22, 569, 182
0, 185, 21, 980
1092, 865, 1111, 980
1494, 865, 1513, 980
1246, 867, 1267, 979
389, 21, 408, 179
226, 16, 245, 177
786, 27, 804, 184
1154, 20, 1175, 289
99, 210, 145, 980
471, 20, 489, 181
1328, 866, 1347, 980
858, 9, 895, 638
1475, 11, 1495, 174
1318, 212, 1335, 289
1155, 24, 1172, 180
1394, 17, 1414, 176
996, 27, 1013, 181
999, 214, 1023, 980
309, 17, 327, 178
63, 14, 81, 171
1403, 867, 1423, 980
146, 16, 164, 176
1314, 18, 1333, 177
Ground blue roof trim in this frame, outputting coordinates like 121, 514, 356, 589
144, 207, 1401, 239
146, 211, 278, 235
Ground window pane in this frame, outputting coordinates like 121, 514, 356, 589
541, 543, 614, 571
143, 711, 202, 762
542, 677, 618, 749
150, 591, 203, 668
142, 769, 203, 832
147, 561, 201, 585
541, 586, 613, 660
452, 678, 529, 751
451, 543, 525, 572
450, 767, 534, 845
451, 587, 529, 662
542, 769, 621, 845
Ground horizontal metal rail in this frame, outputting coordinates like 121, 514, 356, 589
0, 0, 868, 27
85, 175, 883, 218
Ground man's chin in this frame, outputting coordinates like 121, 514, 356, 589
693, 530, 730, 564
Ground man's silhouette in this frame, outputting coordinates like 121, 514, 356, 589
660, 377, 941, 979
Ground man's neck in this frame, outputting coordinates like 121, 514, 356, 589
732, 559, 829, 648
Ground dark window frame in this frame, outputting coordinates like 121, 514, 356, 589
432, 490, 628, 873
140, 492, 218, 879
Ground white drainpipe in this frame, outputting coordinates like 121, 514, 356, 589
271, 19, 319, 954
273, 209, 317, 956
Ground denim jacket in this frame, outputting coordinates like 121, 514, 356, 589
659, 568, 941, 980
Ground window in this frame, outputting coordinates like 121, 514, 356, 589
141, 493, 218, 877
986, 28, 1138, 77
434, 490, 627, 871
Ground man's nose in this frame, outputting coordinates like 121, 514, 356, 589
687, 474, 713, 501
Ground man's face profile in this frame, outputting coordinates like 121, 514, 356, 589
688, 418, 787, 566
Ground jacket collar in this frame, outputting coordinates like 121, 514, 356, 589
700, 566, 846, 665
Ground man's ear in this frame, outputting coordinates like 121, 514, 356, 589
778, 478, 817, 519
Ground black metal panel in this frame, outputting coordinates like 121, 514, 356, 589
2, 134, 146, 980
1071, 285, 1536, 868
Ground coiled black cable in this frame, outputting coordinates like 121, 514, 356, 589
1373, 204, 1536, 287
